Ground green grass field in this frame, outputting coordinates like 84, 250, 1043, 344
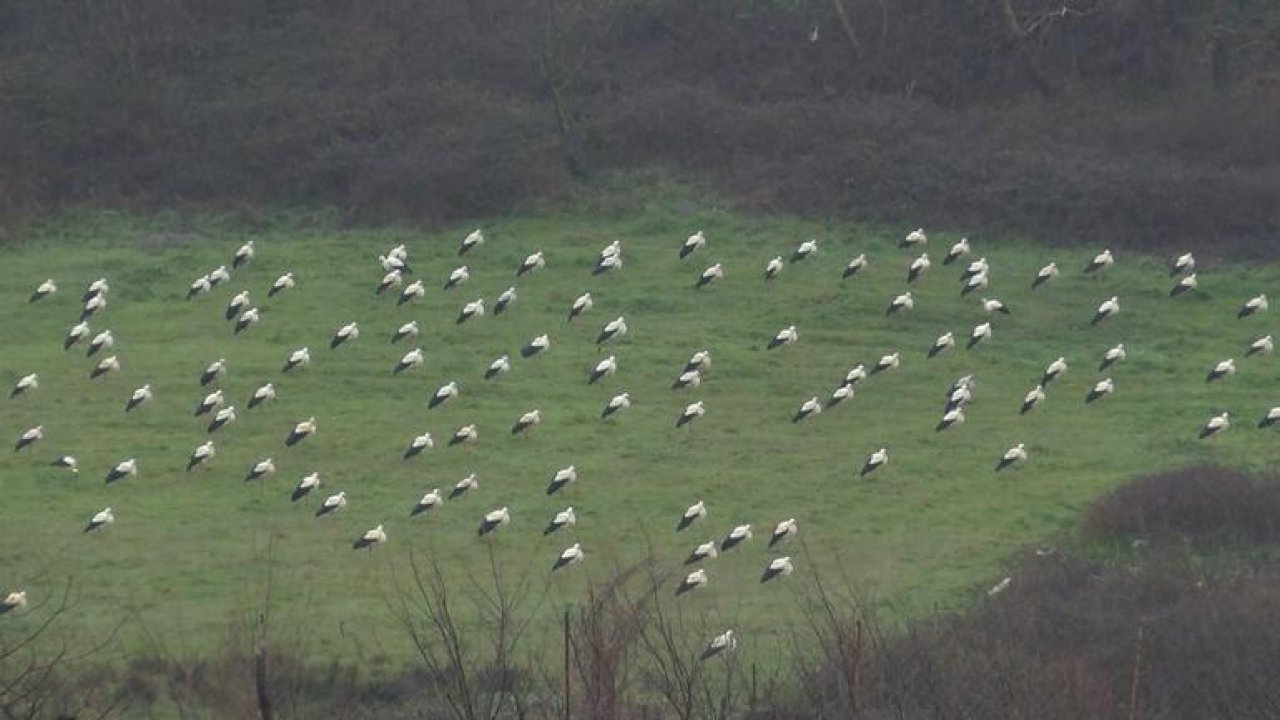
2, 200, 1278, 667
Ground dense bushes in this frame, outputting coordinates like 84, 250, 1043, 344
2, 0, 1278, 252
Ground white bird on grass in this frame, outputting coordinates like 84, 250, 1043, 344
282, 347, 310, 373
29, 279, 57, 303
761, 556, 794, 583
84, 507, 114, 533
105, 458, 136, 483
552, 543, 585, 570
268, 272, 295, 298
995, 443, 1028, 471
316, 491, 347, 517
353, 524, 387, 550
10, 373, 38, 399
1199, 412, 1230, 439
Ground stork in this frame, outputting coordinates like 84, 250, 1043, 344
392, 320, 419, 344
1091, 296, 1120, 325
843, 254, 868, 280
1099, 344, 1127, 371
770, 518, 798, 546
377, 270, 403, 295
927, 332, 955, 358
459, 228, 484, 255
233, 307, 260, 334
207, 406, 237, 433
80, 293, 107, 321
517, 250, 546, 277
845, 365, 868, 385
398, 280, 425, 306
767, 324, 798, 350
568, 292, 593, 321
696, 263, 725, 289
676, 569, 708, 595
701, 630, 737, 660
1170, 252, 1195, 276
1032, 262, 1059, 289
29, 278, 57, 303
394, 347, 424, 374
967, 322, 992, 349
599, 239, 622, 260
285, 416, 317, 447
936, 407, 965, 431
268, 272, 295, 298
960, 271, 989, 297
403, 432, 434, 459
901, 228, 927, 247
64, 321, 90, 351
1170, 273, 1197, 297
960, 257, 989, 282
444, 265, 469, 291
411, 489, 444, 516
244, 458, 276, 482
103, 457, 136, 484
1042, 357, 1068, 385
1199, 412, 1230, 439
1206, 358, 1235, 383
330, 322, 359, 349
597, 317, 627, 345
547, 465, 577, 495
83, 278, 109, 303
86, 329, 114, 357
90, 355, 120, 380
353, 524, 387, 550
676, 401, 706, 429
686, 541, 718, 564
248, 383, 276, 410
456, 298, 485, 324
10, 373, 37, 399
589, 356, 618, 384
449, 424, 479, 447
860, 447, 888, 476
995, 443, 1028, 471
84, 507, 114, 533
791, 239, 818, 262
225, 291, 250, 321
553, 543, 585, 571
512, 409, 542, 436
872, 352, 901, 374
684, 350, 712, 373
763, 256, 784, 280
602, 392, 632, 419
1239, 294, 1268, 319
677, 500, 707, 531
478, 507, 510, 536
672, 369, 702, 390
0, 591, 28, 614
827, 383, 854, 407
1247, 335, 1273, 356
53, 455, 79, 474
1085, 377, 1115, 403
449, 473, 479, 498
485, 355, 511, 380
201, 358, 227, 386
943, 238, 970, 265
14, 425, 43, 452
1258, 407, 1280, 428
544, 507, 576, 535
292, 472, 321, 501
187, 440, 215, 471
1020, 385, 1046, 415
208, 265, 230, 287
1084, 249, 1114, 274
494, 287, 517, 315
907, 253, 930, 283
522, 334, 551, 358
593, 254, 623, 276
233, 240, 254, 269
282, 347, 310, 373
186, 275, 211, 300
429, 381, 459, 409
988, 577, 1013, 596
761, 556, 794, 583
195, 389, 225, 417
379, 253, 410, 274
316, 491, 347, 517
886, 291, 913, 316
681, 231, 706, 259
792, 397, 822, 423
981, 297, 1010, 315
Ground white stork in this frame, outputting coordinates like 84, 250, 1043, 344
394, 347, 424, 374
1170, 252, 1194, 276
244, 457, 276, 482
353, 524, 387, 550
672, 369, 702, 390
80, 293, 107, 321
872, 352, 901, 374
522, 334, 551, 358
967, 322, 992, 349
377, 269, 403, 295
995, 443, 1028, 471
1032, 262, 1059, 289
208, 265, 230, 287
404, 432, 434, 459
1020, 385, 1046, 415
770, 518, 798, 546
981, 297, 1010, 315
86, 329, 114, 357
449, 424, 479, 447
907, 253, 930, 283
89, 355, 120, 380
397, 279, 425, 306
53, 455, 79, 474
792, 397, 822, 423
761, 556, 794, 583
484, 355, 511, 380
677, 500, 707, 531
597, 317, 628, 345
105, 458, 136, 483
282, 347, 310, 373
316, 491, 347, 517
443, 265, 469, 291
449, 473, 479, 498
517, 250, 546, 277
10, 373, 37, 399
681, 231, 706, 259
1084, 249, 1114, 274
207, 405, 237, 433
828, 383, 854, 407
676, 569, 709, 595
927, 332, 955, 358
29, 278, 57, 303
685, 350, 712, 373
292, 472, 321, 501
593, 253, 623, 276
201, 358, 227, 386
544, 507, 576, 535
602, 392, 631, 419
64, 321, 90, 351
943, 238, 970, 265
1258, 407, 1280, 428
763, 256, 784, 280
233, 240, 254, 269
330, 322, 359, 349
411, 489, 444, 516
459, 228, 484, 255
721, 524, 753, 551
552, 543, 585, 571
186, 440, 215, 471
701, 630, 737, 660
195, 389, 224, 417
1206, 358, 1235, 383
589, 356, 618, 384
1085, 378, 1115, 403
1246, 335, 1273, 357
686, 541, 719, 564
792, 239, 818, 262
845, 365, 868, 385
1099, 344, 1127, 371
696, 263, 725, 289
960, 271, 989, 297
478, 507, 511, 536
901, 228, 927, 247
936, 407, 965, 431
248, 382, 276, 410
1091, 296, 1120, 325
456, 298, 485, 324
225, 290, 250, 320
547, 465, 577, 495
1238, 293, 1268, 319
843, 254, 868, 280
429, 381, 459, 409
0, 591, 28, 614
886, 291, 913, 316
1199, 412, 1230, 439
233, 307, 260, 334
676, 401, 705, 429
860, 447, 888, 476
84, 507, 114, 533
268, 272, 295, 298
186, 275, 211, 300
1170, 273, 1197, 297
392, 320, 419, 344
1042, 357, 1068, 385
568, 292, 593, 321
494, 286, 517, 315
14, 425, 42, 452
512, 409, 542, 436
379, 253, 409, 274
767, 324, 798, 350
83, 277, 109, 302
285, 416, 316, 447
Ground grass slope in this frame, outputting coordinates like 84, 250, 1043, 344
1, 204, 1277, 666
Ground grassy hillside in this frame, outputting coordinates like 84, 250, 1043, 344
1, 201, 1277, 666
